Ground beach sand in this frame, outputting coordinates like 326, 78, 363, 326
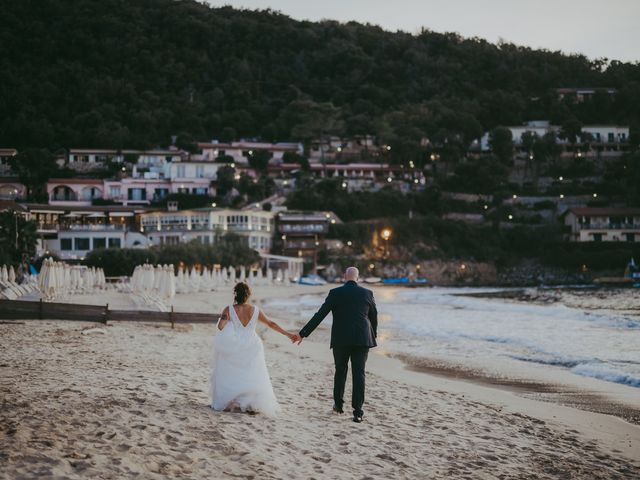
2, 286, 640, 479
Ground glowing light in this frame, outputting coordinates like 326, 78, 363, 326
593, 193, 598, 198
381, 228, 392, 241
331, 219, 336, 224
559, 176, 564, 181
559, 194, 564, 199
386, 145, 391, 151
512, 194, 517, 199
387, 177, 392, 182
508, 214, 513, 220
347, 241, 352, 246
211, 202, 217, 207
484, 205, 488, 210
413, 179, 419, 184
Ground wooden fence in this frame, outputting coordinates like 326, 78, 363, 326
0, 299, 219, 327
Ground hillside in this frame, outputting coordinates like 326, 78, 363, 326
1, 0, 640, 155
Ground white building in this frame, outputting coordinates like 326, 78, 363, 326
563, 207, 640, 242
64, 148, 187, 172
140, 206, 275, 253
478, 122, 630, 152
197, 141, 303, 165
20, 203, 149, 260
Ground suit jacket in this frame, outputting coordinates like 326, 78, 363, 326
299, 280, 377, 348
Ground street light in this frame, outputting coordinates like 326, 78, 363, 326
381, 228, 392, 257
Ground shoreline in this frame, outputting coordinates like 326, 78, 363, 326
262, 285, 640, 428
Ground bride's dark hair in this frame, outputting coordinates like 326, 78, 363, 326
234, 282, 251, 304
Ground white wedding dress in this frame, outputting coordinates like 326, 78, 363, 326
210, 304, 279, 416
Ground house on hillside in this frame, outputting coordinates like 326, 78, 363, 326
562, 207, 640, 242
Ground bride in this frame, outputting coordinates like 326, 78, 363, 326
210, 281, 296, 416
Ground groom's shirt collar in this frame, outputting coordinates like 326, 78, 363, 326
345, 280, 357, 285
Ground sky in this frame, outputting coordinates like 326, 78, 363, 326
206, 0, 640, 63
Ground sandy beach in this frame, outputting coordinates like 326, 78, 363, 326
2, 285, 640, 479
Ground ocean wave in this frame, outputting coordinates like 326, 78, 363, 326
571, 363, 640, 388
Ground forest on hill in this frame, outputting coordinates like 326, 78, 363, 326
2, 0, 640, 160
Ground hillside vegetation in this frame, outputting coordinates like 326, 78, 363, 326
2, 0, 640, 156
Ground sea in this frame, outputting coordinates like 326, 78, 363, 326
264, 286, 640, 389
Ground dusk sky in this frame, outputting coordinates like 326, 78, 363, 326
207, 0, 640, 63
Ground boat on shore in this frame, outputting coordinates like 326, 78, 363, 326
298, 274, 327, 286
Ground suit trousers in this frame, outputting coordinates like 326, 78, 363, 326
332, 346, 369, 416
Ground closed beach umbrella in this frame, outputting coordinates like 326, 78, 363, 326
8, 266, 16, 283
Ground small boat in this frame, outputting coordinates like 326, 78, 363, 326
298, 274, 327, 286
364, 276, 381, 284
382, 277, 409, 284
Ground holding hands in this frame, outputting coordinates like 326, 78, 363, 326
288, 332, 303, 345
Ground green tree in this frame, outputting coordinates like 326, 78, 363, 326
248, 149, 272, 174
489, 127, 514, 165
8, 149, 57, 202
0, 211, 37, 268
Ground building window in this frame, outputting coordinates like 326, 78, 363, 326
608, 133, 614, 143
128, 188, 146, 201
60, 238, 73, 250
196, 165, 205, 178
177, 165, 186, 177
626, 233, 635, 242
110, 186, 121, 198
108, 238, 121, 248
592, 233, 603, 242
74, 238, 90, 250
93, 237, 106, 249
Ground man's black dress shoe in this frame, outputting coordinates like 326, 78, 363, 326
353, 414, 363, 423
333, 405, 344, 414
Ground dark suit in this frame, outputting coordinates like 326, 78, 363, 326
299, 280, 377, 416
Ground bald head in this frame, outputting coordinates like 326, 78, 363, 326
345, 267, 359, 281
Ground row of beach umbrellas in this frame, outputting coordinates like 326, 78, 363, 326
0, 264, 37, 300
128, 264, 292, 299
38, 258, 106, 301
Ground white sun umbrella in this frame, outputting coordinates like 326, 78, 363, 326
145, 264, 155, 293
203, 267, 212, 291
43, 259, 58, 299
168, 265, 176, 299
38, 259, 49, 292
63, 265, 71, 294
83, 267, 94, 293
283, 269, 291, 285
8, 265, 16, 283
69, 267, 78, 292
1, 265, 9, 283
257, 268, 264, 286
91, 267, 98, 289
276, 269, 283, 283
153, 265, 163, 292
229, 266, 236, 283
220, 267, 227, 284
189, 267, 199, 293
97, 268, 106, 288
174, 267, 183, 293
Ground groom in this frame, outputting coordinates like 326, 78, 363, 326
292, 267, 377, 423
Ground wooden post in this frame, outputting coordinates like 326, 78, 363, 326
170, 305, 174, 329
38, 298, 43, 320
103, 303, 109, 324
